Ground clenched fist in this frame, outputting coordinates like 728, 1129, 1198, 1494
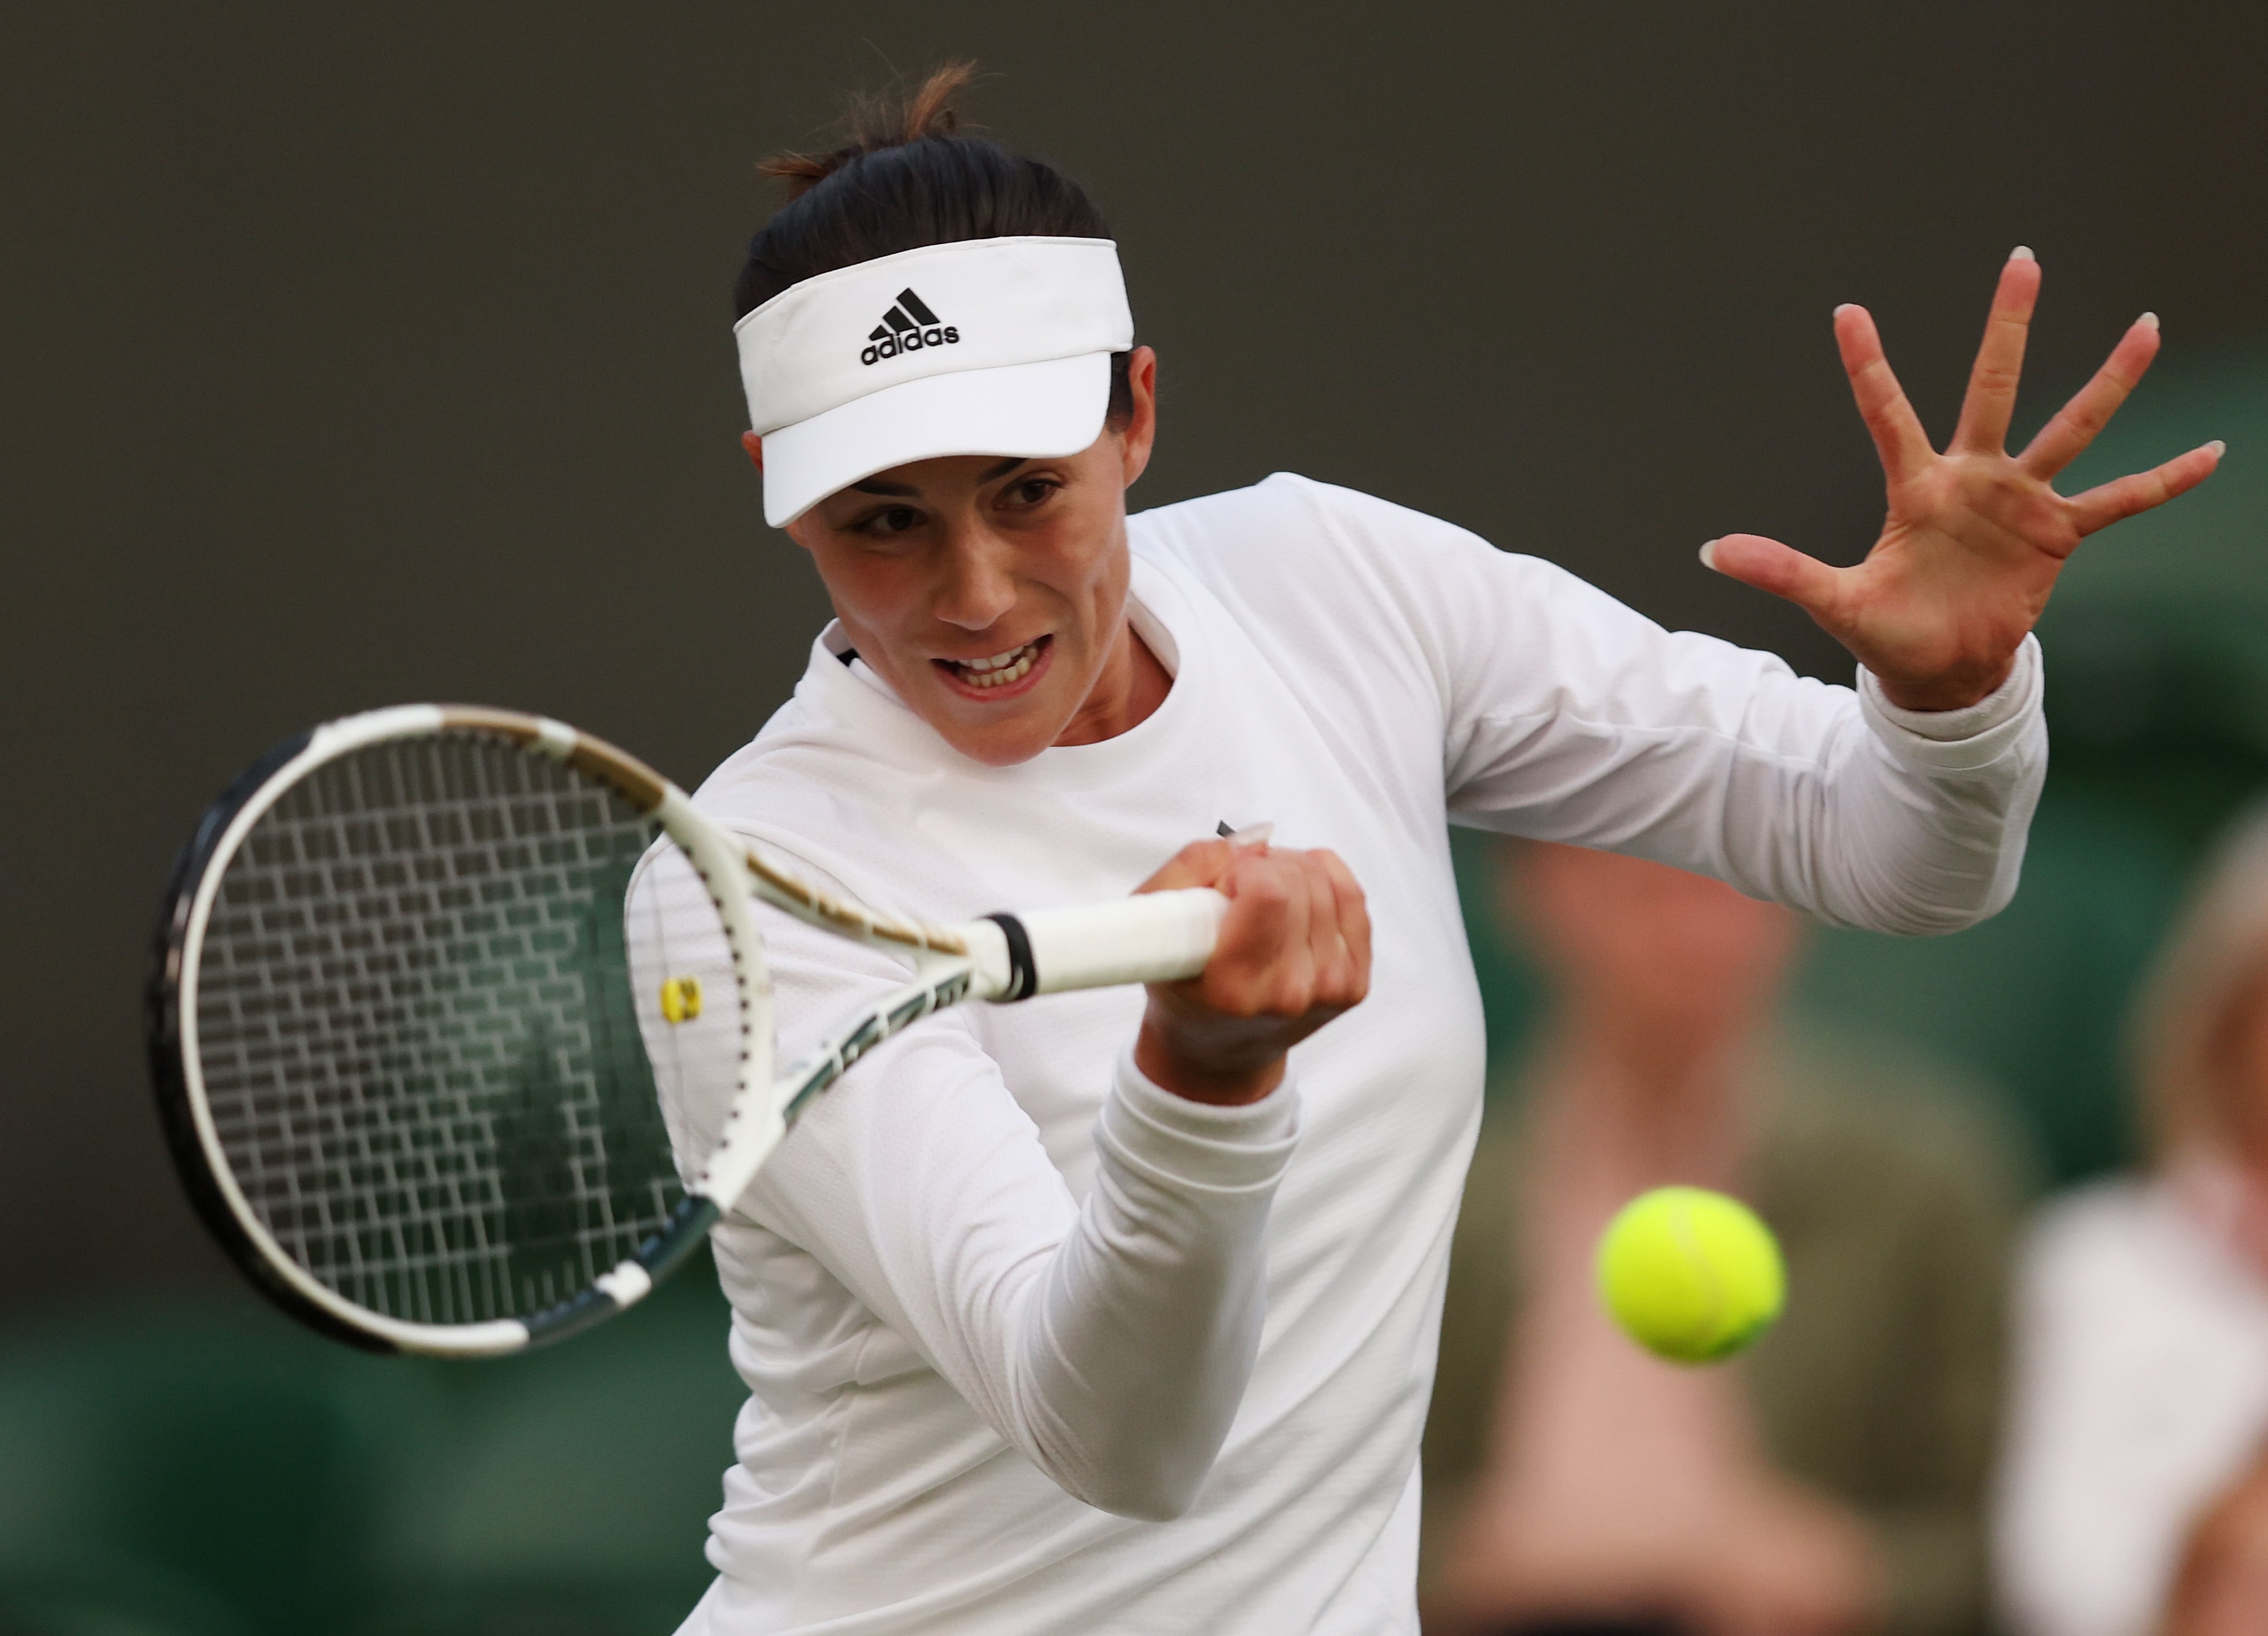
1132, 837, 1371, 1105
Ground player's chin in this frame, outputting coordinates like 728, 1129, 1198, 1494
922, 681, 1078, 767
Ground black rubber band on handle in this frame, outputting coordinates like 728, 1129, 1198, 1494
982, 912, 1037, 1002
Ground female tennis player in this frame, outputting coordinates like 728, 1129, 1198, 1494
634, 67, 2220, 1635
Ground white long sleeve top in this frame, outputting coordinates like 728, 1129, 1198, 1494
636, 474, 2047, 1635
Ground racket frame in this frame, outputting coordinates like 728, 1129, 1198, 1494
151, 704, 1226, 1358
149, 705, 772, 1357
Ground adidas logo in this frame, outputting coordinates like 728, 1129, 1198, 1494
860, 288, 960, 366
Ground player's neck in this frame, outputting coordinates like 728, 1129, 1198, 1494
1053, 617, 1172, 747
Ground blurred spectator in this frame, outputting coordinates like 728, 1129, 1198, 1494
1423, 840, 2028, 1636
1997, 810, 2268, 1636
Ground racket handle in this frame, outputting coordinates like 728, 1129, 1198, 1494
971, 887, 1228, 1001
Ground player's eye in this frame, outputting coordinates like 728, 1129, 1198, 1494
1001, 477, 1061, 511
855, 505, 924, 537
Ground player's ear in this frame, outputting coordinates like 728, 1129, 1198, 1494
1117, 347, 1158, 489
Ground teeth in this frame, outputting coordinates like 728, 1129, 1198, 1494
950, 640, 1040, 690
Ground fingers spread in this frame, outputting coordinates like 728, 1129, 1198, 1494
1833, 304, 1935, 486
2020, 314, 2162, 480
1951, 250, 2043, 456
1702, 534, 1848, 631
2067, 440, 2224, 535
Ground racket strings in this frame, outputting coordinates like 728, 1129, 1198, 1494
192, 735, 687, 1324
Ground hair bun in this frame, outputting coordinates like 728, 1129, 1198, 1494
759, 62, 977, 199
734, 64, 1112, 324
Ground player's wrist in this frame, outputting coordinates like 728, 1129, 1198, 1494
1856, 629, 2025, 715
1872, 654, 2016, 714
1134, 1017, 1285, 1105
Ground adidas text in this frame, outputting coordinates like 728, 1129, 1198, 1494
862, 325, 960, 366
862, 288, 959, 365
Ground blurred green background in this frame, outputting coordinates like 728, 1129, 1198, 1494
2, 2, 2263, 1631
0, 1256, 743, 1635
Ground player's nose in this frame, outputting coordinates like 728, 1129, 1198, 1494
933, 528, 1019, 630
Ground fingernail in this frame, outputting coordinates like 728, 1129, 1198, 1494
1700, 539, 1721, 572
1224, 821, 1276, 849
2140, 311, 2160, 330
2011, 245, 2036, 262
2210, 439, 2228, 458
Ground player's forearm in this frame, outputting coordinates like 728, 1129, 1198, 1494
736, 912, 1301, 1517
1440, 572, 2045, 937
1006, 1049, 1299, 1518
1625, 641, 2045, 937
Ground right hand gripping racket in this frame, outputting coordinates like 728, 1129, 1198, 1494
146, 705, 1225, 1357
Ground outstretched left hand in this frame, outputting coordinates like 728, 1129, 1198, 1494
1704, 249, 2224, 712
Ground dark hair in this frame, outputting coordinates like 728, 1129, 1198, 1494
736, 65, 1133, 424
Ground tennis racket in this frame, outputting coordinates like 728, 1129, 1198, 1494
145, 704, 1226, 1359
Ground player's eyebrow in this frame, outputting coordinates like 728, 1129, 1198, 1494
851, 457, 1028, 497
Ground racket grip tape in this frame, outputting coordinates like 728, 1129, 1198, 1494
979, 888, 1227, 1000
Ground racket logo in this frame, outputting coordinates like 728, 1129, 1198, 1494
659, 976, 703, 1024
860, 287, 960, 366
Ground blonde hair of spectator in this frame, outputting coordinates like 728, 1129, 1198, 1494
2131, 805, 2268, 1163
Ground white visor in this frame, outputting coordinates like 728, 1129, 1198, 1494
735, 235, 1133, 527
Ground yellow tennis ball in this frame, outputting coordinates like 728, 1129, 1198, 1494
1595, 1186, 1785, 1364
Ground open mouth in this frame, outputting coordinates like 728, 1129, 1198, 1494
935, 635, 1051, 698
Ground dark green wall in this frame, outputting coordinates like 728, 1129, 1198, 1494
4, 2, 2265, 1312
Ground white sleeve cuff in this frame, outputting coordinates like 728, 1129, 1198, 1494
1858, 635, 2044, 773
1096, 1049, 1301, 1193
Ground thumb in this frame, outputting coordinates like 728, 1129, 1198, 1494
1702, 534, 1846, 628
1136, 837, 1237, 895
